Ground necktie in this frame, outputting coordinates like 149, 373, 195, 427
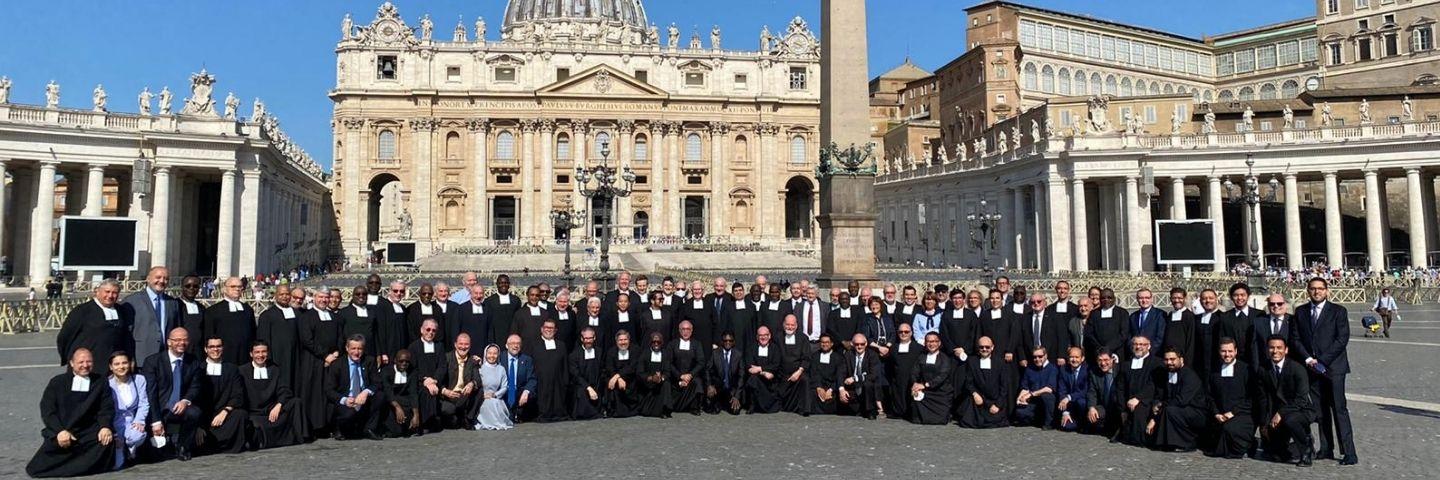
1104, 374, 1113, 401
1274, 365, 1282, 380
1312, 304, 1321, 328
1033, 314, 1043, 347
1139, 309, 1147, 330
805, 301, 814, 338
349, 362, 362, 397
1273, 319, 1281, 335
927, 314, 934, 331
454, 355, 466, 389
508, 357, 518, 405
723, 351, 731, 389
855, 355, 863, 381
715, 298, 722, 311
169, 359, 182, 407
154, 294, 165, 336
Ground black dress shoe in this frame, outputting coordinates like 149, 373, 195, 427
176, 448, 192, 461
1297, 449, 1313, 467
1340, 456, 1358, 466
331, 431, 346, 441
365, 431, 384, 441
1315, 451, 1335, 460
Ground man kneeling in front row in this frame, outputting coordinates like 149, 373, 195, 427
327, 335, 383, 440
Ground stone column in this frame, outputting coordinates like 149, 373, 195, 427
27, 161, 58, 288
1047, 178, 1071, 273
1207, 176, 1226, 271
1364, 170, 1386, 272
1423, 174, 1440, 256
1003, 187, 1019, 268
81, 164, 106, 216
238, 169, 260, 277
215, 169, 237, 278
617, 121, 635, 237
816, 0, 879, 287
1124, 176, 1143, 273
538, 120, 555, 241
667, 124, 682, 236
1323, 172, 1344, 269
647, 122, 665, 237
410, 119, 436, 249
469, 119, 490, 239
150, 166, 172, 269
1070, 177, 1088, 271
11, 169, 35, 280
519, 120, 538, 240
1171, 177, 1187, 219
708, 122, 729, 237
756, 123, 778, 240
1284, 173, 1302, 270
0, 161, 7, 263
572, 121, 589, 240
1408, 168, 1429, 268
341, 119, 365, 258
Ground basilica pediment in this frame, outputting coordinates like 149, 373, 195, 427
536, 65, 668, 99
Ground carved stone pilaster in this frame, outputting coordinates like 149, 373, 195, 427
466, 118, 489, 132
572, 119, 590, 135
708, 121, 730, 135
519, 118, 539, 133
408, 117, 438, 132
539, 119, 556, 133
617, 119, 635, 134
342, 118, 367, 131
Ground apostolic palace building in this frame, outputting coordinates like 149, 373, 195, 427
874, 0, 1440, 274
331, 1, 824, 260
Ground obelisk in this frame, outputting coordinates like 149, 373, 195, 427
816, 0, 879, 289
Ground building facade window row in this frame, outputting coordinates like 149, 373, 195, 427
1019, 19, 1214, 78
1216, 37, 1319, 77
1021, 61, 1212, 100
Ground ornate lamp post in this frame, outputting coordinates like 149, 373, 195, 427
550, 208, 585, 289
966, 197, 1002, 285
576, 140, 635, 288
1224, 153, 1279, 292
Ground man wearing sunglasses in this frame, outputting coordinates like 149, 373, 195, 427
1013, 346, 1060, 429
1252, 293, 1294, 368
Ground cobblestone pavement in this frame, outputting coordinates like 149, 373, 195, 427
0, 303, 1434, 479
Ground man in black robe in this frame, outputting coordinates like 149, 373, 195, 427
514, 286, 552, 356
1217, 283, 1259, 371
339, 286, 378, 358
909, 332, 955, 425
603, 271, 643, 312
404, 283, 440, 348
198, 337, 247, 454
376, 280, 410, 364
604, 330, 640, 418
678, 281, 716, 349
142, 328, 204, 460
432, 283, 462, 348
939, 289, 978, 368
669, 320, 706, 415
256, 284, 301, 391
326, 335, 383, 440
884, 324, 922, 420
726, 283, 763, 353
176, 275, 208, 355
485, 275, 523, 350
641, 290, 674, 346
240, 340, 302, 449
958, 335, 1010, 428
433, 333, 481, 428
1117, 336, 1162, 446
1148, 347, 1207, 452
26, 348, 116, 478
1084, 288, 1127, 369
407, 318, 444, 431
827, 290, 861, 351
453, 284, 492, 348
637, 331, 677, 418
57, 280, 131, 376
1194, 289, 1222, 387
550, 290, 580, 351
775, 315, 814, 415
808, 334, 844, 415
759, 284, 791, 339
203, 277, 255, 365
706, 332, 745, 414
1207, 337, 1254, 459
531, 320, 571, 422
381, 349, 421, 437
298, 288, 342, 438
569, 327, 604, 420
1259, 335, 1317, 466
744, 325, 784, 414
1163, 288, 1198, 368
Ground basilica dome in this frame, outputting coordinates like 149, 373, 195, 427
503, 0, 650, 31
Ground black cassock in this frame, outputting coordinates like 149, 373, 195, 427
883, 340, 924, 419
1193, 312, 1220, 387
668, 338, 707, 414
568, 347, 604, 420
724, 297, 762, 353
807, 350, 844, 415
603, 348, 640, 418
256, 306, 301, 390
238, 363, 302, 449
1116, 355, 1162, 446
405, 339, 445, 427
959, 357, 1013, 428
603, 308, 639, 356
375, 299, 409, 360
56, 301, 131, 375
25, 372, 115, 478
532, 338, 570, 422
551, 307, 580, 352
451, 302, 492, 348
636, 348, 677, 417
380, 364, 420, 436
297, 308, 341, 434
199, 362, 248, 454
405, 301, 445, 349
641, 308, 673, 345
980, 308, 1021, 363
909, 352, 955, 425
1152, 367, 1208, 450
513, 305, 551, 356
204, 301, 256, 365
776, 335, 814, 415
1207, 362, 1255, 458
338, 304, 378, 357
178, 299, 207, 355
677, 297, 716, 350
744, 342, 784, 414
483, 292, 522, 349
1163, 309, 1198, 368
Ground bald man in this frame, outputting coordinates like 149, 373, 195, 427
122, 266, 180, 368
203, 277, 256, 364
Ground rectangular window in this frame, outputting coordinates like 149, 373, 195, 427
1358, 38, 1373, 61
1384, 14, 1396, 25
377, 55, 398, 80
1175, 104, 1189, 122
1359, 19, 1369, 30
1159, 47, 1172, 71
734, 73, 748, 88
1277, 41, 1300, 66
1235, 49, 1255, 73
634, 70, 648, 83
1327, 0, 1339, 13
686, 72, 706, 86
1217, 53, 1235, 76
1060, 110, 1073, 126
497, 175, 513, 184
1145, 44, 1158, 68
789, 67, 808, 90
1070, 30, 1085, 56
1260, 120, 1273, 131
1301, 37, 1319, 62
1019, 20, 1036, 47
1187, 51, 1200, 74
1038, 23, 1053, 50
1418, 27, 1435, 51
300, 204, 309, 225
557, 174, 570, 184
1385, 33, 1399, 56
635, 175, 648, 185
1328, 43, 1343, 64
1087, 32, 1101, 58
1257, 44, 1277, 69
1356, 0, 1369, 8
687, 176, 702, 185
1200, 53, 1214, 75
1388, 116, 1402, 124
495, 67, 516, 82
1144, 105, 1157, 123
996, 93, 1006, 104
446, 66, 461, 83
556, 68, 570, 81
1107, 36, 1121, 62
1054, 26, 1069, 53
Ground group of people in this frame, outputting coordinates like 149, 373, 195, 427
30, 268, 1360, 477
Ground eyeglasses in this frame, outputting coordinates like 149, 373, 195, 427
897, 330, 912, 334
390, 289, 404, 293
1268, 302, 1285, 306
978, 345, 993, 350
422, 327, 436, 332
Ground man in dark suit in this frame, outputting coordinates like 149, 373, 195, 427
839, 332, 881, 419
1085, 348, 1122, 437
796, 285, 829, 346
141, 328, 203, 460
1217, 283, 1260, 370
326, 334, 383, 440
1291, 278, 1357, 466
1126, 288, 1167, 354
1020, 293, 1072, 368
1258, 335, 1318, 466
499, 334, 537, 421
122, 266, 181, 369
1252, 293, 1294, 368
1056, 346, 1091, 431
705, 332, 745, 414
57, 280, 132, 376
432, 333, 481, 428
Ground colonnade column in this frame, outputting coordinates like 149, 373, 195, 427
215, 169, 237, 278
538, 120, 555, 241
81, 164, 105, 216
1171, 177, 1187, 219
1323, 172, 1344, 269
667, 124, 682, 236
708, 122, 728, 237
1364, 170, 1386, 272
27, 161, 58, 288
1207, 176, 1226, 272
1283, 173, 1302, 270
649, 123, 667, 237
238, 169, 260, 277
469, 119, 489, 240
1010, 188, 1024, 268
1124, 176, 1142, 273
519, 120, 538, 240
999, 188, 1015, 268
1407, 168, 1429, 269
1046, 178, 1070, 273
572, 121, 588, 240
617, 120, 634, 237
151, 166, 172, 270
0, 161, 8, 262
1070, 177, 1088, 271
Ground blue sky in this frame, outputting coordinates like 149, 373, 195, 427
0, 1, 1315, 170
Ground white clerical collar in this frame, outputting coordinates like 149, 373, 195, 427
366, 294, 379, 305
617, 350, 630, 360
252, 364, 270, 379
1036, 360, 1049, 369
72, 374, 91, 391
1220, 361, 1235, 377
226, 298, 244, 312
205, 359, 223, 375
978, 357, 993, 369
1130, 354, 1148, 369
543, 338, 557, 350
679, 339, 692, 350
1235, 307, 1249, 316
1167, 371, 1178, 384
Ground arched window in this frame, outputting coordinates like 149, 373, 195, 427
593, 131, 612, 158
1090, 73, 1102, 95
1217, 90, 1234, 101
1238, 86, 1255, 101
1075, 70, 1088, 95
685, 133, 702, 162
445, 132, 461, 159
378, 130, 397, 160
1040, 65, 1055, 93
1134, 79, 1147, 94
1105, 75, 1118, 95
1259, 83, 1278, 100
1280, 80, 1300, 98
734, 135, 749, 162
1057, 68, 1071, 95
790, 135, 807, 164
634, 134, 649, 161
1023, 63, 1038, 90
1163, 84, 1174, 94
1149, 83, 1161, 95
1120, 77, 1133, 96
556, 132, 572, 160
1203, 90, 1214, 102
496, 131, 516, 159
